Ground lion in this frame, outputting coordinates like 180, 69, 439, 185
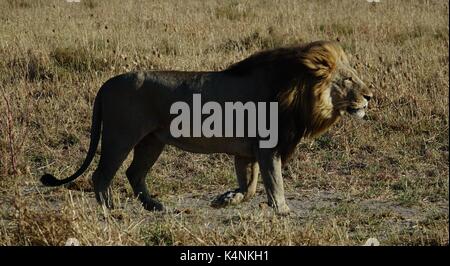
41, 41, 373, 215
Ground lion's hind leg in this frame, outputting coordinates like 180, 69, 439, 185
211, 156, 259, 208
126, 134, 165, 211
92, 149, 131, 209
92, 127, 138, 209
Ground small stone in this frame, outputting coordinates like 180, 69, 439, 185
65, 238, 80, 246
363, 238, 380, 246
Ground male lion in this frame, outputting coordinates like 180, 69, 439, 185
41, 41, 373, 214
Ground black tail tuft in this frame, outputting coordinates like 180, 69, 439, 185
40, 173, 63, 187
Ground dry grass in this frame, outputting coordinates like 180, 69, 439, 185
0, 0, 448, 246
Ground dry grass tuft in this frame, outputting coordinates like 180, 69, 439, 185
50, 46, 109, 73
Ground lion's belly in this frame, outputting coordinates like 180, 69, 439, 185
153, 130, 255, 157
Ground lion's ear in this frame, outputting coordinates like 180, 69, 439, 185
301, 44, 337, 78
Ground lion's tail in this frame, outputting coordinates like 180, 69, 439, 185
41, 92, 102, 187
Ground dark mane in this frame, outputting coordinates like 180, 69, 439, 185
222, 41, 327, 76
222, 41, 339, 162
223, 46, 305, 75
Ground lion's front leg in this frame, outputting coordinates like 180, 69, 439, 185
257, 149, 290, 215
211, 156, 259, 208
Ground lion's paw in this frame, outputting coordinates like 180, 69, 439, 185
275, 204, 291, 216
211, 189, 244, 208
259, 202, 291, 216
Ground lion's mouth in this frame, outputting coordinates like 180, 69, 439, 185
347, 106, 366, 119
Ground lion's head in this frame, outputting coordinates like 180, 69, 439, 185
224, 40, 373, 161
299, 41, 373, 121
284, 41, 373, 160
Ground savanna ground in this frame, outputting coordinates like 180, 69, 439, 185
0, 0, 448, 246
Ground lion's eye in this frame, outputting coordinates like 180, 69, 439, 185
343, 77, 353, 87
